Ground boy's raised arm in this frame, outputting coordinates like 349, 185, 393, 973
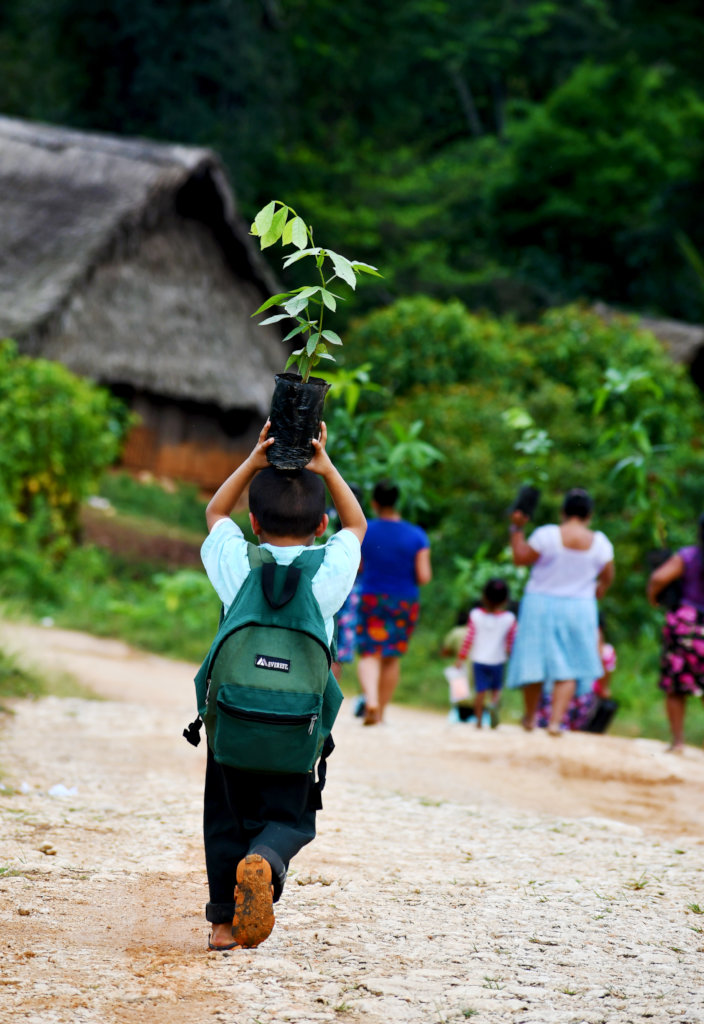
307, 422, 366, 543
205, 421, 274, 531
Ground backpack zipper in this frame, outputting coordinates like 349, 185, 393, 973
218, 704, 319, 734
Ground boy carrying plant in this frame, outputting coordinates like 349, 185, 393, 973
198, 420, 365, 951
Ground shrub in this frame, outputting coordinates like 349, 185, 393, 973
342, 295, 505, 394
0, 339, 128, 552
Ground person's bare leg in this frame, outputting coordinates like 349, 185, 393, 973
549, 679, 576, 734
488, 689, 501, 728
522, 682, 542, 730
357, 655, 381, 723
474, 690, 485, 728
665, 693, 686, 751
378, 657, 401, 720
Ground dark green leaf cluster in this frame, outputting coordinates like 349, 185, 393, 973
3, 2, 704, 320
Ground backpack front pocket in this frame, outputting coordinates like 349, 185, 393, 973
214, 684, 323, 773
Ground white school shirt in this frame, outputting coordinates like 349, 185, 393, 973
201, 518, 361, 644
524, 524, 614, 599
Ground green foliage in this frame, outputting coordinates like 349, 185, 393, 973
0, 646, 46, 702
451, 546, 529, 613
490, 60, 704, 317
322, 376, 443, 520
0, 543, 219, 664
344, 300, 704, 640
341, 296, 504, 393
250, 201, 380, 381
0, 340, 128, 553
96, 471, 205, 536
3, 3, 704, 319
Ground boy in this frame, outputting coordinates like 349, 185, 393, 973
200, 420, 365, 951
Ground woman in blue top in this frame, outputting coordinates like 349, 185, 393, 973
356, 480, 432, 725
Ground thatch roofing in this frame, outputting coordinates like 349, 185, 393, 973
593, 302, 704, 369
0, 114, 286, 414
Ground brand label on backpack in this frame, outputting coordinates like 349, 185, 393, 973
255, 654, 291, 672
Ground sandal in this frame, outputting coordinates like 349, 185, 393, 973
232, 854, 275, 948
208, 933, 238, 951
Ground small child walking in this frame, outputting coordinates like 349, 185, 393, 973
196, 420, 365, 951
455, 578, 517, 728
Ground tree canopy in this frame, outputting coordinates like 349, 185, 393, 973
1, 0, 704, 321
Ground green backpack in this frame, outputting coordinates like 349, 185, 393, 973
190, 543, 343, 774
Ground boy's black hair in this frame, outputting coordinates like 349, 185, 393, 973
562, 487, 593, 520
373, 479, 400, 508
483, 577, 509, 609
249, 468, 326, 538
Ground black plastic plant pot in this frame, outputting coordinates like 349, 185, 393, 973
267, 372, 331, 471
510, 484, 541, 519
646, 548, 683, 612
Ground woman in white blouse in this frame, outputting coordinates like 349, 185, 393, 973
507, 488, 615, 734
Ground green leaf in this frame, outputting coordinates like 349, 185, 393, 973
297, 286, 322, 300
260, 206, 288, 249
282, 217, 294, 246
328, 251, 356, 288
282, 247, 322, 269
254, 201, 276, 239
306, 333, 321, 356
282, 323, 308, 342
320, 289, 337, 312
322, 330, 342, 346
257, 313, 291, 326
316, 352, 336, 361
284, 351, 301, 371
350, 261, 383, 278
284, 293, 314, 316
252, 292, 294, 316
291, 217, 308, 250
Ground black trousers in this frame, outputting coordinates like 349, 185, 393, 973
203, 745, 318, 924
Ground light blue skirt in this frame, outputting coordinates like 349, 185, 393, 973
506, 592, 601, 697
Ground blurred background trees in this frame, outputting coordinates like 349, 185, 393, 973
2, 1, 704, 736
2, 0, 704, 321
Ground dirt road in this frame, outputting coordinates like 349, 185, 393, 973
1, 622, 704, 1024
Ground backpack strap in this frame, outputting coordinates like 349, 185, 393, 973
261, 561, 302, 609
247, 542, 327, 609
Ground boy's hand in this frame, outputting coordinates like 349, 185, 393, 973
248, 420, 275, 470
305, 421, 333, 476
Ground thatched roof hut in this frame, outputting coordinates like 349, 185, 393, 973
593, 303, 704, 394
0, 114, 287, 487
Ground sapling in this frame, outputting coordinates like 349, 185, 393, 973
250, 201, 381, 381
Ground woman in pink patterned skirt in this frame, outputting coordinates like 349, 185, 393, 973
647, 515, 704, 752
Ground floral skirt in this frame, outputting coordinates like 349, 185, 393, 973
536, 690, 597, 731
336, 585, 361, 663
659, 604, 704, 697
356, 593, 420, 658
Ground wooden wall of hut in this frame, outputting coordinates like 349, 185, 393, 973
117, 391, 259, 492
